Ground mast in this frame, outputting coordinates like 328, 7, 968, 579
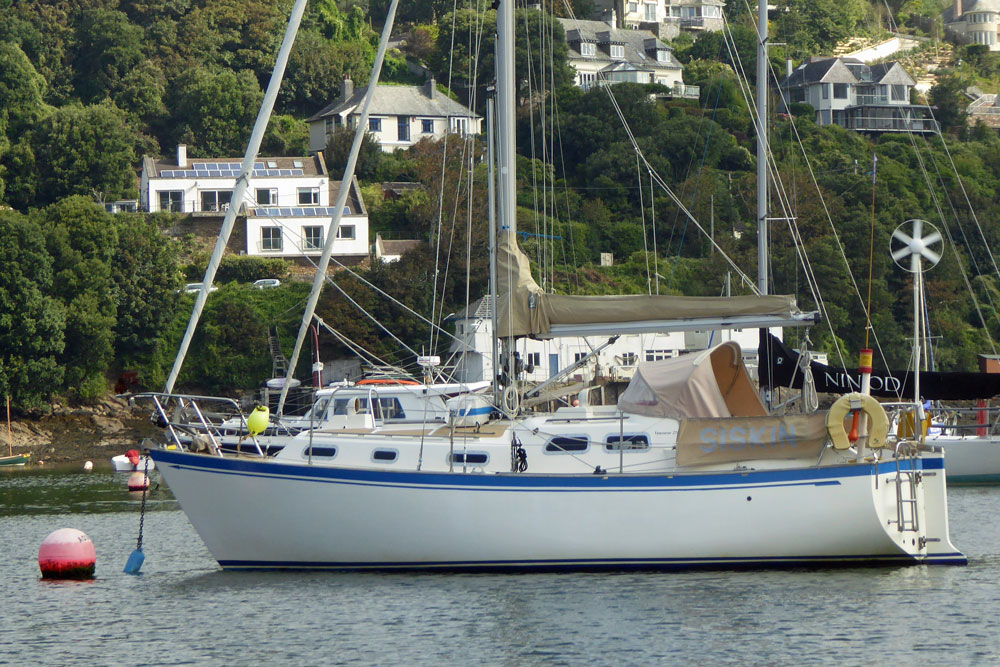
497, 0, 518, 409
164, 0, 309, 394
756, 0, 771, 407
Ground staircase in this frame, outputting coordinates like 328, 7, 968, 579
268, 326, 287, 379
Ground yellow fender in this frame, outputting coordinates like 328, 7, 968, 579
247, 405, 270, 436
826, 392, 890, 450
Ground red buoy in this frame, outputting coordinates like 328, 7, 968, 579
127, 472, 150, 491
38, 528, 96, 579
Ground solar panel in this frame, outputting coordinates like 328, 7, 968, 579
293, 160, 304, 168
280, 208, 292, 216
267, 160, 278, 168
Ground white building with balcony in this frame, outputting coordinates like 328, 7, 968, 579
592, 0, 724, 38
308, 77, 482, 153
557, 18, 695, 96
140, 145, 368, 261
779, 57, 938, 134
945, 0, 1000, 50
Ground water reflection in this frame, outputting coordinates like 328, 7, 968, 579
0, 467, 175, 516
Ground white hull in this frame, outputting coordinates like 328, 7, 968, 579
151, 448, 964, 569
935, 435, 1000, 483
111, 454, 155, 472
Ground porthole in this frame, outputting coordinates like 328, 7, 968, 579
545, 436, 589, 453
604, 434, 650, 452
449, 451, 489, 465
372, 449, 398, 462
304, 446, 337, 458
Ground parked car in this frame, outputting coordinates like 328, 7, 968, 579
182, 282, 218, 294
253, 279, 281, 289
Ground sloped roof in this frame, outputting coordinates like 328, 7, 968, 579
308, 83, 480, 122
145, 153, 326, 178
558, 18, 682, 71
780, 58, 857, 87
868, 62, 916, 86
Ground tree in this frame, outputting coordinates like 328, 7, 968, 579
34, 196, 118, 399
325, 126, 382, 180
169, 66, 263, 156
70, 9, 146, 104
25, 102, 138, 209
929, 74, 968, 133
262, 114, 311, 156
0, 211, 66, 409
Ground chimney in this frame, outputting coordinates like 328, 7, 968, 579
424, 77, 436, 100
955, 0, 963, 17
177, 144, 187, 168
341, 75, 354, 103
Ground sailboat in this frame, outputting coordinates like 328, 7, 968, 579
146, 0, 964, 569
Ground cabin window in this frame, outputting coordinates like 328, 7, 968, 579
545, 436, 589, 453
449, 452, 489, 465
372, 449, 398, 462
604, 434, 650, 452
304, 446, 337, 458
307, 397, 330, 421
304, 226, 324, 250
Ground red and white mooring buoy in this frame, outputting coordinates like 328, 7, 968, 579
38, 528, 97, 579
127, 471, 150, 491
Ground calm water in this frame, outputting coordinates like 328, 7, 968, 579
1, 466, 999, 665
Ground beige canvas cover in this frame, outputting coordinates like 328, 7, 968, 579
494, 231, 801, 338
617, 342, 768, 419
676, 414, 829, 466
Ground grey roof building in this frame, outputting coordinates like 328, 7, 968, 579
308, 77, 482, 153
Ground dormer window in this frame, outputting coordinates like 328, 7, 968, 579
657, 50, 670, 64
581, 42, 596, 57
610, 44, 624, 59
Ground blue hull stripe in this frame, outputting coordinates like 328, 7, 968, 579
151, 448, 942, 490
216, 552, 968, 570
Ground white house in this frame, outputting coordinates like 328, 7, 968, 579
308, 77, 482, 153
945, 0, 1000, 50
140, 145, 369, 261
447, 296, 774, 387
557, 17, 695, 95
591, 0, 725, 38
779, 57, 939, 134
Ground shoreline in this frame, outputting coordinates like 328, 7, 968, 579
2, 397, 161, 466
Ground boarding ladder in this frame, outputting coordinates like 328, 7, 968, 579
268, 326, 287, 378
892, 445, 921, 534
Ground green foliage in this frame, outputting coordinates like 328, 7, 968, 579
930, 74, 969, 132
215, 256, 291, 284
325, 126, 383, 180
169, 66, 263, 156
261, 114, 311, 156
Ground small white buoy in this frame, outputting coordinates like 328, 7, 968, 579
127, 472, 150, 492
83, 461, 93, 471
38, 528, 97, 579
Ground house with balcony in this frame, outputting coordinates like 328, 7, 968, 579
591, 0, 724, 39
945, 0, 1000, 50
140, 145, 369, 262
778, 57, 939, 134
557, 17, 695, 96
308, 77, 482, 154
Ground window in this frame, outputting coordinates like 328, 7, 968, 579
822, 84, 829, 100
833, 83, 848, 99
398, 115, 410, 142
581, 42, 596, 57
303, 225, 323, 250
422, 119, 434, 133
336, 225, 356, 240
255, 188, 277, 205
298, 187, 319, 205
657, 49, 670, 63
605, 434, 650, 452
456, 323, 465, 335
159, 191, 183, 212
645, 3, 656, 20
621, 352, 637, 366
304, 446, 337, 458
628, 2, 638, 11
449, 452, 489, 465
261, 226, 282, 251
545, 436, 589, 453
453, 117, 468, 135
527, 352, 541, 367
200, 190, 232, 212
610, 44, 624, 59
645, 349, 672, 361
334, 115, 343, 128
372, 449, 398, 462
369, 117, 382, 132
574, 352, 588, 363
891, 85, 907, 102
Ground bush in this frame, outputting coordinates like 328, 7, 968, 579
188, 255, 290, 284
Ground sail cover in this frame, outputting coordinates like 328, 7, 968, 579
495, 232, 809, 338
617, 342, 768, 418
760, 333, 1000, 400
